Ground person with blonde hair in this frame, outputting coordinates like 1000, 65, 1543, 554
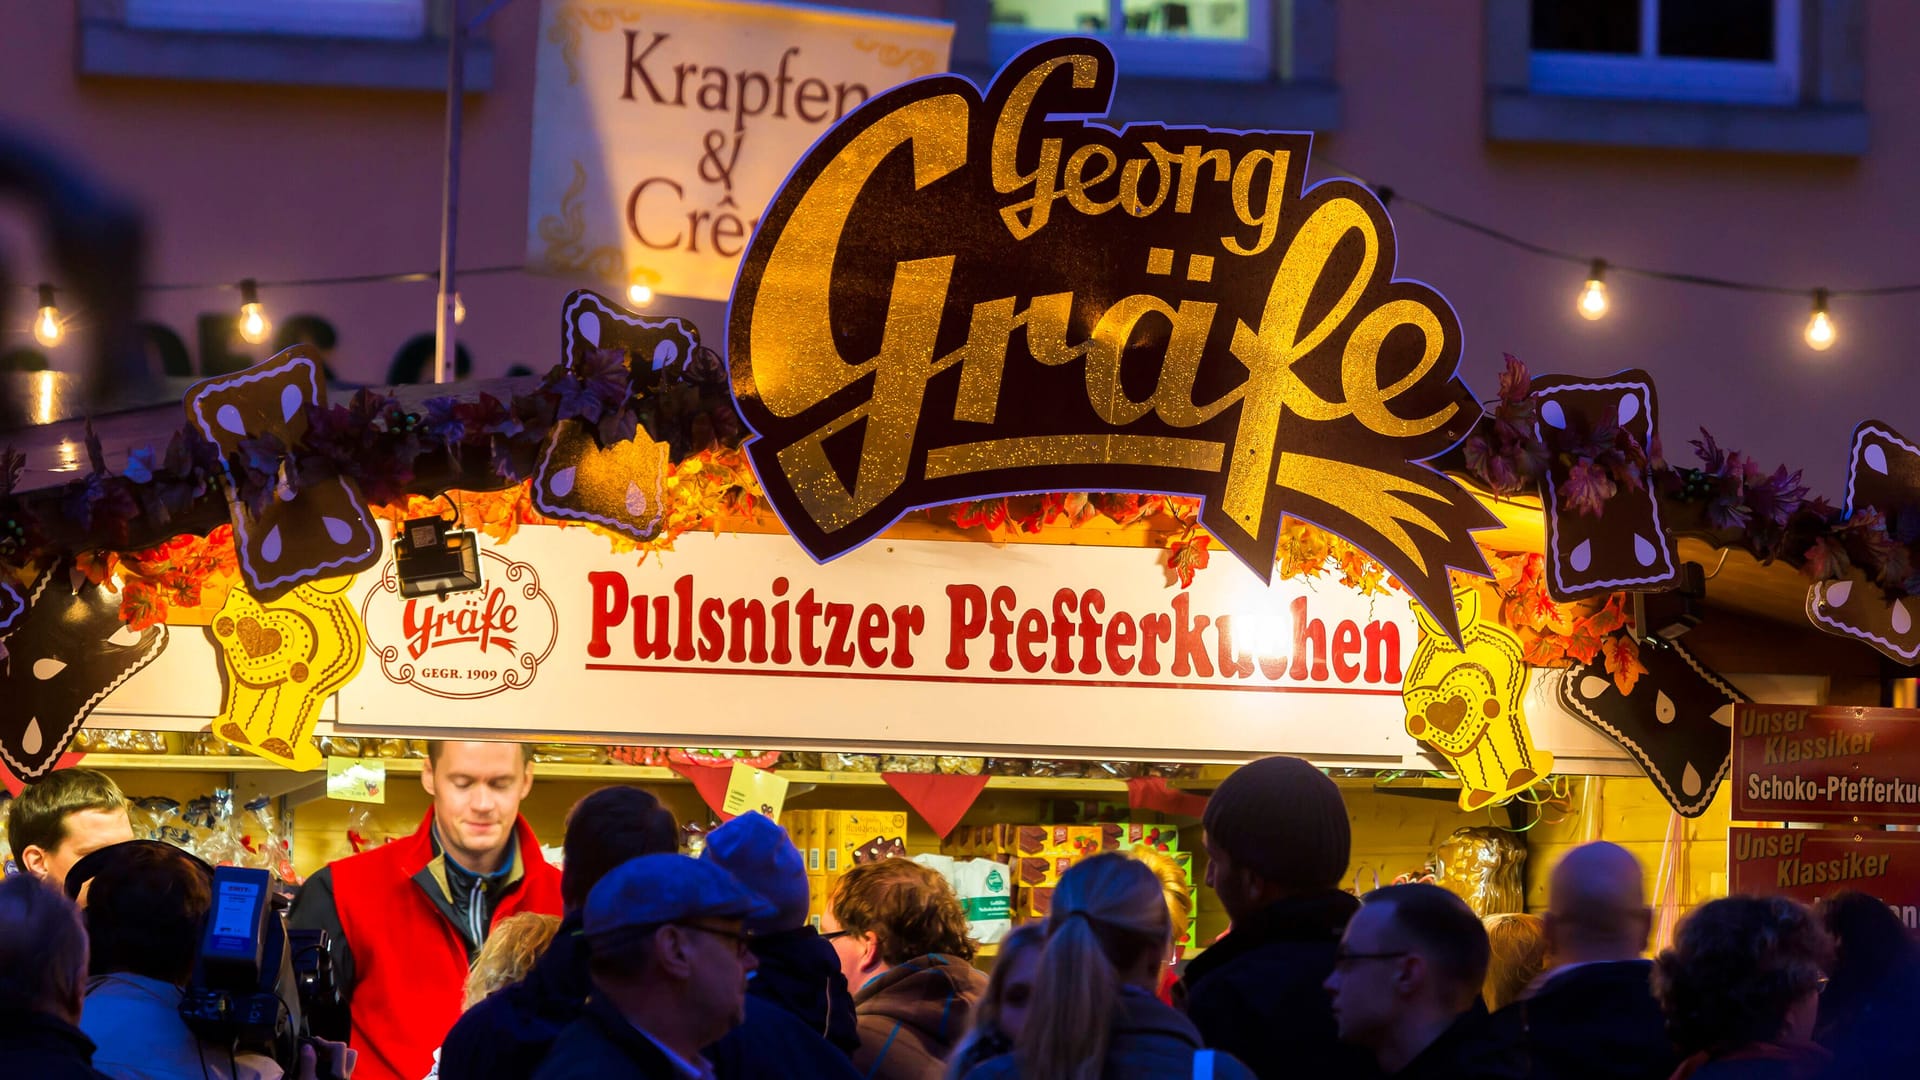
946, 924, 1045, 1079
463, 913, 562, 1010
965, 853, 1256, 1079
1481, 913, 1547, 1011
1124, 844, 1194, 1004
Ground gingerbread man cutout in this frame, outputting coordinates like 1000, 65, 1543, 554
210, 575, 364, 770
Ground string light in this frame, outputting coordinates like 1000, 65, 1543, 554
452, 292, 466, 325
627, 282, 654, 307
1577, 260, 1609, 321
31, 284, 63, 347
1805, 289, 1835, 351
237, 278, 271, 345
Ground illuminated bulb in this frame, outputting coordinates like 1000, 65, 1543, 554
1805, 289, 1835, 351
32, 284, 62, 347
237, 278, 271, 345
453, 292, 467, 325
627, 282, 654, 307
1577, 260, 1608, 321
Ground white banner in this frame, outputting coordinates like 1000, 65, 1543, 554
335, 527, 1422, 760
527, 0, 952, 300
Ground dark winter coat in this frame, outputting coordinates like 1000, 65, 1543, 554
441, 914, 859, 1080
1394, 1001, 1528, 1080
1502, 960, 1676, 1080
1177, 890, 1378, 1080
852, 954, 989, 1080
961, 986, 1259, 1080
746, 926, 860, 1056
439, 912, 595, 1080
529, 996, 683, 1080
0, 1008, 113, 1080
1669, 1041, 1832, 1080
1816, 956, 1920, 1077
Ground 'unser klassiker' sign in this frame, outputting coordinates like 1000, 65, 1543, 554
1732, 705, 1920, 824
727, 38, 1499, 643
338, 526, 1419, 760
1729, 827, 1920, 930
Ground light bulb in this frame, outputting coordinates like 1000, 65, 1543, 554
453, 292, 467, 325
33, 284, 63, 347
237, 279, 271, 345
1805, 289, 1835, 352
627, 282, 654, 307
1576, 259, 1608, 321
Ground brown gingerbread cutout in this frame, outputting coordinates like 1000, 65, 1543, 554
1533, 371, 1677, 602
185, 348, 381, 599
1807, 422, 1920, 664
531, 291, 698, 541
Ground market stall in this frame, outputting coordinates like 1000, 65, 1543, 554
6, 34, 1917, 954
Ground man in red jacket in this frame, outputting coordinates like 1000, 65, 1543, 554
291, 740, 562, 1080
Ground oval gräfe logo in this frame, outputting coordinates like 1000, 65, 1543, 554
359, 549, 559, 700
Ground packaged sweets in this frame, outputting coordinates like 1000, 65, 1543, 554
72, 729, 170, 754
879, 755, 937, 774
608, 746, 671, 767
936, 756, 985, 775
531, 743, 606, 764
186, 731, 245, 756
816, 753, 880, 773
983, 759, 1031, 776
316, 736, 365, 757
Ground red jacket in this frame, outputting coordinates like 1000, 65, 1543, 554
321, 811, 561, 1080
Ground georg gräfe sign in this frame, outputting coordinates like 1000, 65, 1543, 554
357, 548, 560, 700
728, 38, 1498, 642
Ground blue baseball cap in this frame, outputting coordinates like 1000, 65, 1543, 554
584, 853, 776, 945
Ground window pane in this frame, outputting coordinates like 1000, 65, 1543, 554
1532, 0, 1639, 53
990, 0, 1110, 32
1121, 0, 1250, 41
1658, 0, 1774, 60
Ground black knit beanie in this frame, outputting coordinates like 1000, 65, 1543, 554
1202, 756, 1351, 891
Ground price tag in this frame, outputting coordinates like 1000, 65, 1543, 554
722, 762, 789, 821
327, 758, 387, 804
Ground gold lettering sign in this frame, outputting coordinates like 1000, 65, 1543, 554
727, 39, 1499, 640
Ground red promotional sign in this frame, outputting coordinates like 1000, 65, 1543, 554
1732, 705, 1920, 825
1730, 827, 1920, 928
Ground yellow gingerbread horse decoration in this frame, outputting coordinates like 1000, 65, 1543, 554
211, 575, 364, 770
1404, 583, 1553, 811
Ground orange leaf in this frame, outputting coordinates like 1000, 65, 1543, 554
1603, 634, 1647, 696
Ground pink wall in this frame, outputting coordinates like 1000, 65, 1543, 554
1, 0, 1913, 496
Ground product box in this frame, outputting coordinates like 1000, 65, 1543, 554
1118, 821, 1180, 853
823, 810, 909, 873
807, 873, 828, 930
1014, 824, 1104, 857
1015, 884, 1055, 920
1012, 854, 1072, 888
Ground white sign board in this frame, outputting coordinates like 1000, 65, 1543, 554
337, 527, 1420, 760
527, 0, 952, 300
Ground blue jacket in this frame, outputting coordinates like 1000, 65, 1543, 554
962, 987, 1258, 1080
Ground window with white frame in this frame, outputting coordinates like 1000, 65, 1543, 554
125, 0, 427, 40
1530, 0, 1800, 105
988, 0, 1272, 81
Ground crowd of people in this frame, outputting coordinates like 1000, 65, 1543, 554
4, 749, 1920, 1079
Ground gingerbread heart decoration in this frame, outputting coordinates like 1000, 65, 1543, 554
531, 291, 698, 541
209, 574, 364, 770
1807, 422, 1920, 663
0, 561, 169, 780
1557, 639, 1742, 817
185, 348, 382, 599
1533, 371, 1678, 602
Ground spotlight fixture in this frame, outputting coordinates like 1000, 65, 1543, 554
394, 514, 483, 598
1633, 561, 1707, 642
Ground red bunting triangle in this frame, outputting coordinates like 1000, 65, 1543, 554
1126, 776, 1210, 819
883, 773, 990, 839
0, 751, 88, 797
668, 759, 738, 822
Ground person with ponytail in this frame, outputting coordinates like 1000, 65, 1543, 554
964, 854, 1256, 1080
